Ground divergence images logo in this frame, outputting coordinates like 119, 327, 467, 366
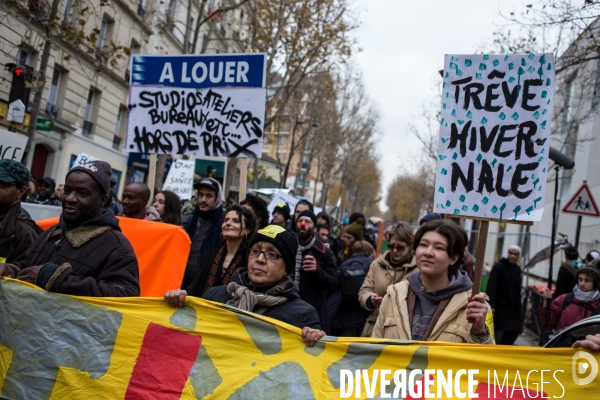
572, 351, 598, 386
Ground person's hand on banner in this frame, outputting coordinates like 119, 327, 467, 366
17, 265, 43, 284
164, 289, 188, 307
573, 334, 600, 351
466, 293, 488, 333
0, 263, 11, 286
302, 327, 325, 347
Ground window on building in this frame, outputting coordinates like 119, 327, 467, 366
125, 41, 139, 81
97, 19, 109, 49
137, 0, 146, 18
188, 17, 195, 52
17, 48, 31, 66
166, 0, 177, 32
82, 88, 98, 136
113, 106, 126, 149
278, 135, 284, 147
47, 68, 61, 106
63, 0, 74, 22
280, 121, 288, 132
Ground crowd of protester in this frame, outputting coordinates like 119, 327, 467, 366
1, 158, 599, 351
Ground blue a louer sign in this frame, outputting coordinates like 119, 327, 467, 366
129, 54, 266, 89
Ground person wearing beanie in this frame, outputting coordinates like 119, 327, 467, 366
540, 266, 600, 343
487, 245, 523, 345
340, 217, 365, 263
294, 209, 339, 334
165, 225, 326, 347
419, 213, 443, 226
0, 160, 140, 296
291, 199, 314, 231
271, 203, 291, 227
0, 159, 42, 264
555, 245, 585, 298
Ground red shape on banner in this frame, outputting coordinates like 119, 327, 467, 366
125, 323, 201, 399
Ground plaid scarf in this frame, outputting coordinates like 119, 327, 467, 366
206, 242, 244, 292
295, 236, 316, 287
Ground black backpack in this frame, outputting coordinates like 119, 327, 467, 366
338, 257, 372, 305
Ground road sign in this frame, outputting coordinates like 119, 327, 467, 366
36, 118, 54, 131
562, 183, 600, 217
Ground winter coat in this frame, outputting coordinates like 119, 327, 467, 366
204, 270, 321, 330
6, 209, 139, 297
539, 293, 600, 332
0, 203, 42, 264
295, 236, 339, 334
372, 280, 494, 344
331, 255, 373, 336
25, 193, 61, 206
487, 257, 523, 331
186, 243, 249, 297
358, 250, 417, 337
555, 262, 578, 298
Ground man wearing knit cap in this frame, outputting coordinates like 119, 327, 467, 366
0, 161, 140, 296
271, 203, 291, 227
341, 217, 364, 263
0, 160, 42, 264
487, 244, 523, 345
294, 209, 339, 333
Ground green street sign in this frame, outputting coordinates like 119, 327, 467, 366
36, 118, 54, 131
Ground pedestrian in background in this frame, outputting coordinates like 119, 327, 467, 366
555, 245, 584, 297
487, 245, 523, 345
153, 190, 182, 226
25, 176, 61, 206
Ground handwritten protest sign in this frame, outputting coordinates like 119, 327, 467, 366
125, 54, 266, 158
162, 159, 195, 200
0, 127, 28, 161
434, 53, 555, 222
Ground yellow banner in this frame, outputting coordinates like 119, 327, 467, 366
0, 279, 598, 399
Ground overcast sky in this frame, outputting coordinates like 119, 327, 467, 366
353, 0, 525, 211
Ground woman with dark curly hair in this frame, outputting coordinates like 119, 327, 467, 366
240, 194, 269, 230
152, 190, 182, 226
180, 205, 256, 297
372, 220, 494, 344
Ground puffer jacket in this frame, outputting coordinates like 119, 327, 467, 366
539, 292, 600, 332
372, 280, 494, 344
0, 203, 42, 264
358, 250, 417, 337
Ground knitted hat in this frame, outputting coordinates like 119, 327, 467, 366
249, 225, 298, 274
419, 213, 443, 225
297, 210, 317, 226
273, 202, 291, 221
0, 159, 30, 187
564, 245, 579, 261
67, 161, 112, 194
345, 217, 365, 240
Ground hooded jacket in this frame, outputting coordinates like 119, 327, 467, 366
203, 269, 321, 329
372, 275, 494, 344
358, 250, 417, 337
6, 209, 139, 297
0, 203, 42, 264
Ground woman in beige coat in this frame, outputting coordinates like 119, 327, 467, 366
372, 220, 494, 344
359, 222, 417, 337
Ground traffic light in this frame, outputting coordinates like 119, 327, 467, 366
4, 63, 31, 111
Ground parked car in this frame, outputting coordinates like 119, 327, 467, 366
544, 315, 600, 348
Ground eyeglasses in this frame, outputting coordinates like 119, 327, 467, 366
249, 248, 282, 260
388, 244, 407, 252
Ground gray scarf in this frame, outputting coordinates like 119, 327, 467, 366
573, 286, 600, 303
226, 281, 288, 312
295, 236, 316, 287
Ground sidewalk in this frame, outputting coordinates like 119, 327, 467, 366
514, 331, 540, 347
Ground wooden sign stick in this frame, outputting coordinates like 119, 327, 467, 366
471, 219, 488, 297
239, 158, 247, 202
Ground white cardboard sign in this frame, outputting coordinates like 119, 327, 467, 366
434, 53, 555, 222
0, 127, 28, 161
162, 160, 195, 200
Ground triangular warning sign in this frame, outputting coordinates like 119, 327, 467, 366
562, 183, 600, 217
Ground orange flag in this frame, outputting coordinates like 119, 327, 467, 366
36, 217, 191, 297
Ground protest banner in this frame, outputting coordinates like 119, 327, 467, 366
1, 279, 597, 399
433, 53, 555, 295
35, 217, 190, 296
0, 127, 28, 161
162, 159, 195, 200
125, 54, 267, 158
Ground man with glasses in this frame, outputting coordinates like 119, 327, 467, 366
0, 160, 42, 264
294, 210, 339, 333
181, 178, 224, 290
